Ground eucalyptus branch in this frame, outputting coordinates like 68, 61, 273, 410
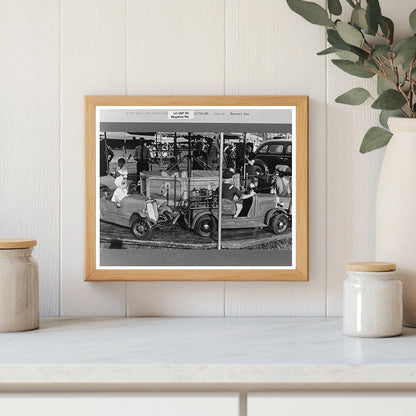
375, 56, 386, 73
390, 59, 400, 85
362, 37, 373, 52
286, 0, 416, 152
408, 57, 416, 117
376, 58, 398, 87
360, 42, 372, 54
397, 81, 413, 117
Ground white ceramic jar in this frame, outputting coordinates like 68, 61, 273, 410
0, 239, 39, 332
343, 262, 402, 338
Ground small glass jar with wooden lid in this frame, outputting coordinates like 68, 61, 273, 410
343, 261, 403, 338
0, 239, 39, 332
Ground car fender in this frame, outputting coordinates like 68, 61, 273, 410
265, 208, 287, 225
159, 204, 173, 214
191, 210, 217, 229
129, 212, 149, 227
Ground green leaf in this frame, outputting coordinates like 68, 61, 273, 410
393, 36, 416, 67
372, 89, 407, 110
410, 9, 416, 32
380, 16, 394, 43
360, 127, 392, 153
335, 50, 359, 62
351, 7, 369, 32
287, 0, 334, 27
362, 59, 379, 71
335, 87, 371, 105
366, 0, 382, 35
317, 46, 338, 55
327, 29, 368, 59
376, 67, 403, 93
327, 28, 350, 49
336, 21, 363, 47
377, 76, 392, 94
317, 46, 359, 61
328, 0, 342, 16
332, 59, 375, 78
372, 45, 391, 58
379, 110, 402, 129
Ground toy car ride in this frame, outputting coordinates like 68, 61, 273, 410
179, 190, 291, 238
100, 192, 178, 240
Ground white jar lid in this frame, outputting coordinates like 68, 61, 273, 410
0, 239, 37, 249
346, 261, 396, 272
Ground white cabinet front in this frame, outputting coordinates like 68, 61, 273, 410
0, 393, 239, 416
248, 393, 416, 416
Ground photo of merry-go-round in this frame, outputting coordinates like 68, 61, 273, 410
94, 103, 298, 269
99, 129, 293, 262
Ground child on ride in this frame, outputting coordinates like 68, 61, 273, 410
222, 170, 255, 218
114, 157, 128, 178
111, 176, 129, 205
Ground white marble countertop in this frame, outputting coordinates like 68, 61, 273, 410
1, 317, 416, 390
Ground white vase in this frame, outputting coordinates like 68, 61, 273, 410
375, 117, 416, 327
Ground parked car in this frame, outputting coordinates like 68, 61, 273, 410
253, 140, 292, 175
179, 192, 291, 237
100, 192, 177, 239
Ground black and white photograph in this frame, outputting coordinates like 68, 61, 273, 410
97, 105, 296, 269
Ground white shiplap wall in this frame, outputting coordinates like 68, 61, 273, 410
0, 0, 413, 317
0, 0, 61, 316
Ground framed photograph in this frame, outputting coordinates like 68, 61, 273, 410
85, 96, 308, 281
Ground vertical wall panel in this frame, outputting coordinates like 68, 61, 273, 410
127, 282, 225, 317
224, 0, 327, 315
5, 0, 410, 317
326, 0, 415, 316
61, 0, 127, 316
0, 0, 60, 316
126, 0, 226, 95
126, 0, 226, 316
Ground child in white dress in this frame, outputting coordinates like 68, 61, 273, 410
111, 176, 128, 205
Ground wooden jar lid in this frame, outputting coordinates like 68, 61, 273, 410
346, 261, 396, 272
0, 239, 37, 249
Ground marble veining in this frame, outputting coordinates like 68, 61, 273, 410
0, 317, 415, 385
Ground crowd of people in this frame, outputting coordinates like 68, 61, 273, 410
101, 135, 292, 207
101, 135, 261, 178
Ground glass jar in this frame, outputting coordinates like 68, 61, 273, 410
343, 262, 402, 338
0, 239, 39, 332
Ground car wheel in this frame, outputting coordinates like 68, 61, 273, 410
194, 215, 216, 237
100, 185, 110, 199
270, 213, 289, 234
253, 164, 265, 175
131, 217, 152, 240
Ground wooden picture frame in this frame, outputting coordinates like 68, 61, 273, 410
85, 96, 308, 281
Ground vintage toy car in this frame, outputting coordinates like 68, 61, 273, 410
179, 192, 291, 237
100, 192, 177, 239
